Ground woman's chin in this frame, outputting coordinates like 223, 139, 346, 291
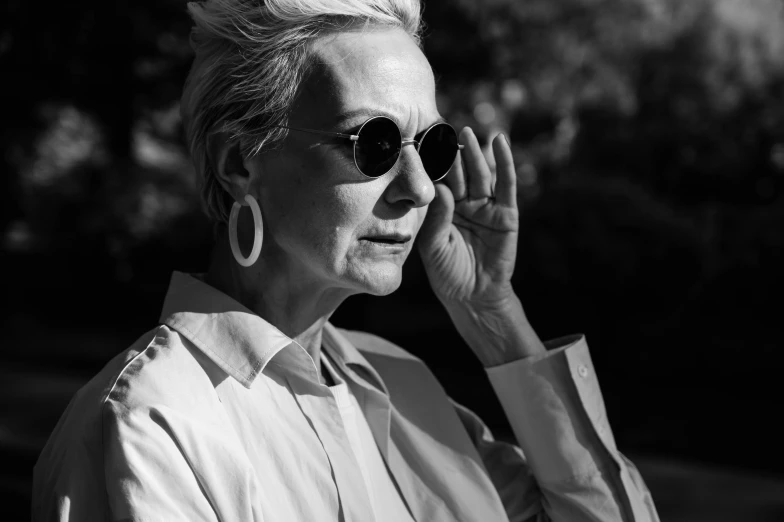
365, 281, 402, 297
349, 263, 404, 296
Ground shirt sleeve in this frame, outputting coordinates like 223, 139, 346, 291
455, 335, 660, 522
102, 399, 221, 522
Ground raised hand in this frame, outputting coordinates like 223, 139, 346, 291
418, 127, 519, 311
417, 127, 544, 366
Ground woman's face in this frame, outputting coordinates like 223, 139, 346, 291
247, 28, 440, 297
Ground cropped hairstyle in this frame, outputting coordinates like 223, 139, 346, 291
181, 0, 423, 222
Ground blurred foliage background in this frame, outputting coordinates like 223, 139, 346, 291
2, 0, 784, 519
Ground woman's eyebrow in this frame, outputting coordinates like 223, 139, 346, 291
335, 108, 446, 130
334, 107, 398, 126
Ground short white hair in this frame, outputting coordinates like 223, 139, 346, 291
181, 0, 423, 223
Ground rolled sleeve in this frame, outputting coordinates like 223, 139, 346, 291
485, 335, 659, 521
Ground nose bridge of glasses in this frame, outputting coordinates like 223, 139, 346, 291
401, 138, 420, 150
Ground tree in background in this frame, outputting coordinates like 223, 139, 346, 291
422, 0, 784, 469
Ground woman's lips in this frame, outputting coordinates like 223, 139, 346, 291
359, 235, 411, 251
360, 234, 412, 244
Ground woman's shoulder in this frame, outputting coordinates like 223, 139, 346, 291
39, 324, 214, 449
32, 324, 224, 516
102, 324, 222, 412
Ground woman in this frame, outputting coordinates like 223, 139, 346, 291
33, 0, 659, 520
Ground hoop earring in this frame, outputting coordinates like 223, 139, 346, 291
228, 194, 263, 267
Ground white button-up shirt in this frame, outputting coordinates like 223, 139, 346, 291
320, 350, 414, 522
33, 272, 659, 521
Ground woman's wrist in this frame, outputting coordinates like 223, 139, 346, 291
443, 293, 547, 367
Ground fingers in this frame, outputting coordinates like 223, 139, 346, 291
444, 127, 515, 207
443, 148, 467, 202
492, 133, 517, 208
460, 127, 494, 199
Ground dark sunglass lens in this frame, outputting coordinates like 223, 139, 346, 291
419, 124, 459, 181
354, 117, 401, 177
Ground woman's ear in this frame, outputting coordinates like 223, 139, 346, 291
207, 131, 251, 202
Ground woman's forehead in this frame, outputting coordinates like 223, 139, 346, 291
293, 28, 438, 131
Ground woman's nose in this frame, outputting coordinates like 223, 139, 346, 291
383, 146, 435, 208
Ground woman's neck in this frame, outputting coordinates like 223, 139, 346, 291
204, 229, 349, 371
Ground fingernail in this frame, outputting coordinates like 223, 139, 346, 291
501, 133, 510, 146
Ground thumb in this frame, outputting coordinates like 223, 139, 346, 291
418, 183, 454, 257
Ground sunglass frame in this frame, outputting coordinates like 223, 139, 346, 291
278, 115, 464, 181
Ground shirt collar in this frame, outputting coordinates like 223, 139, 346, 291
159, 271, 388, 394
322, 323, 390, 397
159, 272, 294, 388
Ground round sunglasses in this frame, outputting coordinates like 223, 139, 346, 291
279, 116, 464, 181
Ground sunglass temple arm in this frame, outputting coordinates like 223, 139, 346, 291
280, 125, 463, 149
276, 125, 359, 141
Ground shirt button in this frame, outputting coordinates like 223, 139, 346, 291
578, 364, 590, 378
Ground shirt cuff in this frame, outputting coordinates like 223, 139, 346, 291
484, 334, 619, 484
